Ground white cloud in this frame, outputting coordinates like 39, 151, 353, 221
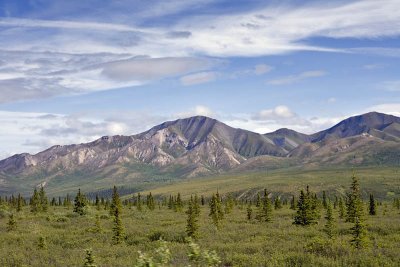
0, 17, 147, 33
254, 64, 273, 75
0, 0, 399, 102
366, 103, 400, 117
252, 105, 295, 120
175, 105, 214, 118
267, 70, 326, 85
0, 52, 218, 103
180, 71, 217, 86
0, 110, 168, 159
327, 97, 336, 103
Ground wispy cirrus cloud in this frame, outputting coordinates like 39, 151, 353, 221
267, 70, 326, 85
180, 71, 217, 86
0, 0, 400, 104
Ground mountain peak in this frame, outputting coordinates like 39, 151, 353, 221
311, 111, 400, 142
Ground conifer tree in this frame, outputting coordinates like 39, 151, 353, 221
256, 193, 261, 207
324, 202, 335, 239
137, 193, 142, 211
322, 191, 328, 209
16, 193, 22, 212
30, 188, 41, 213
369, 193, 376, 215
333, 195, 338, 209
51, 197, 57, 206
257, 189, 273, 222
350, 217, 368, 249
95, 194, 100, 210
274, 196, 282, 210
93, 214, 102, 233
193, 195, 200, 217
74, 189, 87, 215
246, 204, 253, 221
110, 186, 122, 215
64, 194, 72, 207
39, 186, 48, 212
112, 202, 125, 244
83, 249, 97, 267
293, 187, 318, 226
175, 193, 183, 212
345, 173, 368, 248
186, 195, 200, 239
201, 195, 205, 206
346, 173, 364, 223
7, 213, 17, 231
146, 192, 155, 211
209, 192, 224, 228
167, 195, 173, 210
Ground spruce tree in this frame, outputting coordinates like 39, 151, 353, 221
193, 195, 200, 217
74, 189, 87, 215
112, 203, 125, 244
7, 213, 17, 231
146, 192, 155, 211
224, 194, 234, 214
16, 193, 22, 212
246, 204, 253, 221
39, 186, 48, 212
274, 196, 282, 210
186, 195, 200, 239
350, 217, 368, 249
137, 193, 142, 211
346, 173, 364, 223
93, 214, 102, 233
257, 189, 272, 222
369, 193, 376, 215
30, 188, 41, 213
95, 194, 100, 210
293, 187, 318, 226
201, 195, 205, 206
255, 193, 261, 208
324, 202, 335, 239
209, 192, 224, 228
83, 249, 97, 267
110, 186, 122, 215
322, 191, 328, 209
175, 193, 183, 212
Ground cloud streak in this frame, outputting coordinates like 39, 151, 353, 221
267, 70, 326, 85
0, 0, 399, 103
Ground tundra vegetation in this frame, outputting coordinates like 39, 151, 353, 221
0, 171, 399, 266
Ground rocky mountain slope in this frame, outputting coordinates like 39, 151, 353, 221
1, 112, 399, 195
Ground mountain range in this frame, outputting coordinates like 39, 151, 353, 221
1, 111, 400, 196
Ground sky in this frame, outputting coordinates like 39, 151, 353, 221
0, 0, 400, 159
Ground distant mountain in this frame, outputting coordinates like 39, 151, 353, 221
264, 128, 311, 152
1, 112, 399, 196
310, 112, 400, 142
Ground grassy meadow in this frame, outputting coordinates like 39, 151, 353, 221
0, 167, 400, 266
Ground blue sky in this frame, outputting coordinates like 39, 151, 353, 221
0, 0, 400, 159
